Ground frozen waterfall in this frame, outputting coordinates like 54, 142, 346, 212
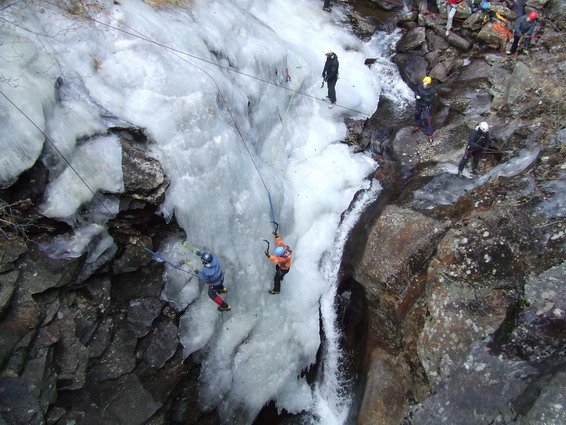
0, 0, 412, 423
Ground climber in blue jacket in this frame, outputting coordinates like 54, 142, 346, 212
192, 251, 231, 312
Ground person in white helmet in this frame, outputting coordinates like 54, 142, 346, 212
457, 122, 492, 176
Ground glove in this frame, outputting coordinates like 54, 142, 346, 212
193, 268, 199, 274
272, 231, 279, 237
264, 251, 270, 258
416, 95, 421, 99
194, 249, 202, 256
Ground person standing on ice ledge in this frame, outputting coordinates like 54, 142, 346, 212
265, 231, 293, 294
322, 50, 339, 108
192, 251, 231, 311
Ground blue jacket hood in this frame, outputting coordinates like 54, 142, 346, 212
198, 254, 223, 284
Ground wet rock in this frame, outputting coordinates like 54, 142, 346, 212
353, 205, 448, 347
430, 52, 460, 82
52, 314, 89, 391
396, 27, 427, 52
409, 342, 540, 424
144, 320, 179, 368
490, 5, 517, 19
87, 317, 114, 359
90, 326, 136, 382
358, 348, 410, 425
127, 298, 162, 338
84, 374, 161, 425
518, 368, 566, 425
344, 117, 371, 152
121, 140, 168, 206
113, 236, 153, 274
0, 377, 43, 425
17, 249, 82, 295
392, 53, 427, 90
526, 0, 550, 9
417, 207, 536, 386
442, 28, 473, 51
370, 0, 404, 11
398, 12, 418, 24
490, 61, 536, 114
21, 349, 57, 414
462, 11, 485, 31
0, 270, 18, 318
0, 292, 39, 372
477, 22, 509, 50
426, 30, 449, 51
499, 262, 566, 362
539, 28, 566, 55
535, 178, 566, 218
0, 236, 26, 273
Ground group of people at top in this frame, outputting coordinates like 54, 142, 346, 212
444, 0, 540, 54
190, 231, 292, 312
412, 4, 541, 175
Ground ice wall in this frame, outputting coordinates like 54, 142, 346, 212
1, 0, 411, 423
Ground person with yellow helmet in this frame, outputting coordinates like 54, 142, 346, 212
412, 76, 436, 143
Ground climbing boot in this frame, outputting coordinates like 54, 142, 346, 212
428, 135, 434, 143
328, 102, 335, 109
269, 289, 280, 295
217, 303, 231, 312
218, 287, 228, 294
412, 126, 420, 133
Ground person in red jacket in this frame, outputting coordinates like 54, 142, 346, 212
445, 0, 465, 36
265, 231, 292, 294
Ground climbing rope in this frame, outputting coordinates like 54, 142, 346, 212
143, 247, 197, 276
0, 90, 116, 218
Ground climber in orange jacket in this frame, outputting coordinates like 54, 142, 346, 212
264, 231, 292, 294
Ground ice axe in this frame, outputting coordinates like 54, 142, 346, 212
261, 239, 270, 256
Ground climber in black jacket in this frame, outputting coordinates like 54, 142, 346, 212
322, 51, 339, 108
457, 122, 492, 176
412, 76, 436, 142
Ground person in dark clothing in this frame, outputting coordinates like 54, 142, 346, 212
322, 51, 339, 108
507, 11, 539, 54
192, 251, 231, 311
265, 231, 292, 294
412, 76, 436, 142
323, 0, 331, 11
457, 121, 491, 176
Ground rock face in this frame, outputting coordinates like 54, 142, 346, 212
0, 124, 213, 424
345, 3, 566, 423
396, 27, 426, 52
354, 205, 448, 348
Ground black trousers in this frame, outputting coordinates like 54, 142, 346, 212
458, 149, 481, 174
326, 77, 337, 103
207, 275, 225, 300
273, 266, 289, 292
509, 34, 531, 54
